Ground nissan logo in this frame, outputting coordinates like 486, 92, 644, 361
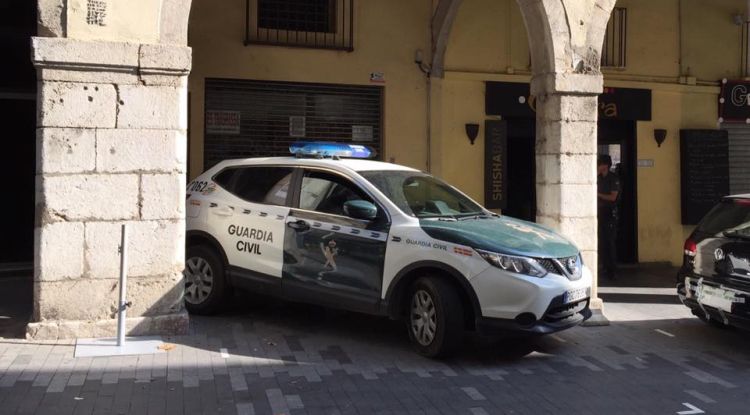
715, 248, 725, 261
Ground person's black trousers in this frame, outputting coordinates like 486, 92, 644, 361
598, 215, 617, 278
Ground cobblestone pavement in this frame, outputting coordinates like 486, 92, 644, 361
2, 284, 750, 414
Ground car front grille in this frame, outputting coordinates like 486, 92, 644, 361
537, 259, 559, 274
536, 256, 583, 281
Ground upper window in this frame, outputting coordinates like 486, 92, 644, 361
245, 0, 354, 51
215, 166, 293, 206
601, 7, 627, 68
258, 0, 335, 33
300, 171, 372, 216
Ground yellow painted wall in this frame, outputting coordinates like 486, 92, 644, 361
436, 79, 487, 201
188, 0, 432, 177
621, 84, 720, 264
443, 0, 529, 73
681, 0, 745, 81
189, 0, 736, 265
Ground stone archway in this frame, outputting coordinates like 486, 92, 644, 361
515, 0, 617, 318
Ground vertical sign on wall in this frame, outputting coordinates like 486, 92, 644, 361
485, 120, 508, 209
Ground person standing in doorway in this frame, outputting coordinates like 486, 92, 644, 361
597, 155, 620, 280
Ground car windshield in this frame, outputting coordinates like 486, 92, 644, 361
359, 170, 485, 219
697, 199, 750, 238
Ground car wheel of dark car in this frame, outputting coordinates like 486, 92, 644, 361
697, 313, 733, 330
407, 277, 464, 358
184, 245, 229, 315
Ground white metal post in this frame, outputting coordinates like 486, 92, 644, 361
117, 224, 129, 347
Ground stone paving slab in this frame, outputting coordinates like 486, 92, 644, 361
1, 292, 750, 414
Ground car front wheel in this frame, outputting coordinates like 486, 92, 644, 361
407, 277, 464, 358
184, 245, 229, 314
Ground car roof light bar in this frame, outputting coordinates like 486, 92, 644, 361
289, 141, 375, 159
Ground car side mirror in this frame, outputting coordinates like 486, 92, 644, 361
343, 200, 378, 221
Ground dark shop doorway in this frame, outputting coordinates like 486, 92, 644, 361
503, 119, 638, 264
0, 0, 37, 337
504, 119, 536, 222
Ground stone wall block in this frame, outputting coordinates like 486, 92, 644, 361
117, 85, 186, 129
37, 128, 96, 174
39, 81, 117, 128
34, 275, 184, 321
38, 68, 140, 85
36, 0, 65, 37
139, 44, 192, 72
536, 120, 597, 155
538, 95, 598, 122
26, 312, 189, 340
85, 220, 184, 278
141, 173, 186, 220
559, 217, 598, 253
531, 73, 604, 96
42, 174, 139, 222
32, 37, 140, 69
581, 250, 598, 281
96, 129, 187, 173
536, 154, 596, 185
35, 222, 85, 281
536, 183, 597, 219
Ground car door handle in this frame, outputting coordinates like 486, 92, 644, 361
287, 220, 310, 231
214, 207, 234, 217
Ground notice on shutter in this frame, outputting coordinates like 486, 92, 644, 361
206, 111, 241, 135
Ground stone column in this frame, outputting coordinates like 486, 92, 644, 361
27, 37, 191, 339
532, 73, 607, 323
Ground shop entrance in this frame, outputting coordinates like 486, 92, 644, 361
598, 120, 638, 264
503, 119, 638, 264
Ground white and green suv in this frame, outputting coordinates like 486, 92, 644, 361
184, 142, 592, 357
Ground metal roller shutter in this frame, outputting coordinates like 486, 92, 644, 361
721, 123, 750, 194
204, 78, 383, 169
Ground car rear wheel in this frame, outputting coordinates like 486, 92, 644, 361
407, 277, 464, 358
184, 245, 229, 314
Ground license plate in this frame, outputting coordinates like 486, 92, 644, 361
697, 284, 736, 313
564, 287, 588, 304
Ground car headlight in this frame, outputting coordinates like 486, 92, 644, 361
475, 249, 548, 278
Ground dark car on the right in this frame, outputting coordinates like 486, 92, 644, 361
677, 195, 750, 330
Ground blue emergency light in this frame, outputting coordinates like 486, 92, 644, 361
289, 141, 375, 159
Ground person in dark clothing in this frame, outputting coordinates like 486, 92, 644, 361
597, 155, 620, 280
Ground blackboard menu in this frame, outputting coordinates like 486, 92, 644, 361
680, 129, 730, 225
485, 120, 508, 209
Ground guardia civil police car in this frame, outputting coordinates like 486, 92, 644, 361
185, 142, 592, 357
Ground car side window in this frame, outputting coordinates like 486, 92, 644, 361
300, 171, 372, 216
215, 166, 293, 206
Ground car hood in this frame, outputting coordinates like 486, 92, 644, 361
419, 215, 579, 258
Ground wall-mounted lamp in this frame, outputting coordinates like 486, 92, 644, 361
465, 123, 479, 145
654, 129, 667, 147
414, 49, 431, 75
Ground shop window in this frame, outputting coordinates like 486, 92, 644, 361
245, 0, 353, 51
601, 7, 627, 68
